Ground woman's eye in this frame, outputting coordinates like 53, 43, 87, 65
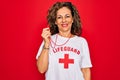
57, 16, 62, 19
65, 15, 70, 18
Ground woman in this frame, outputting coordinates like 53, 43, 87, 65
36, 2, 92, 80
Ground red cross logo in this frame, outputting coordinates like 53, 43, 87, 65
59, 54, 74, 69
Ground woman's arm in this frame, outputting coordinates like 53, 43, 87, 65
81, 68, 91, 80
37, 43, 49, 73
37, 28, 51, 73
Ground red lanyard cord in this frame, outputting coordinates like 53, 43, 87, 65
50, 34, 71, 49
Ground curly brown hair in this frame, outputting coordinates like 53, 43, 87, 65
47, 2, 82, 36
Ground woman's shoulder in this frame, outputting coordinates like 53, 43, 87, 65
76, 36, 87, 42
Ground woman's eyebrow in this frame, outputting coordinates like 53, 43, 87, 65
57, 14, 70, 16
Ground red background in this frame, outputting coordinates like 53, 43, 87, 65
0, 0, 120, 80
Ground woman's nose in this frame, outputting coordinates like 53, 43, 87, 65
62, 17, 66, 22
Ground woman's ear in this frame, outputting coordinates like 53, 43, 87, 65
72, 18, 74, 23
55, 21, 57, 25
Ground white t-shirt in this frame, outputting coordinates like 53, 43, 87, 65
36, 34, 92, 80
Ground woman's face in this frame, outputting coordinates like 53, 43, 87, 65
55, 7, 73, 33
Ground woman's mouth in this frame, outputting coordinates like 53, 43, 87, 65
61, 24, 68, 27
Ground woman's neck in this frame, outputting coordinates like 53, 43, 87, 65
58, 32, 72, 38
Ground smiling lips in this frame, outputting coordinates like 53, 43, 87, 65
61, 24, 68, 27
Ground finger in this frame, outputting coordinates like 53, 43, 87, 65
43, 27, 50, 32
42, 32, 51, 38
42, 30, 50, 33
42, 30, 51, 35
41, 32, 51, 39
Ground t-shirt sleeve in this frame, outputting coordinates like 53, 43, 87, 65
36, 41, 44, 60
80, 38, 92, 68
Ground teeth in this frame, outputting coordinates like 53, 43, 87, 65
62, 24, 68, 27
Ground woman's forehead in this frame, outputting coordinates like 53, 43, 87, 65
56, 7, 71, 16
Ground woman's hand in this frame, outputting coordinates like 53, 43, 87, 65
41, 27, 51, 47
